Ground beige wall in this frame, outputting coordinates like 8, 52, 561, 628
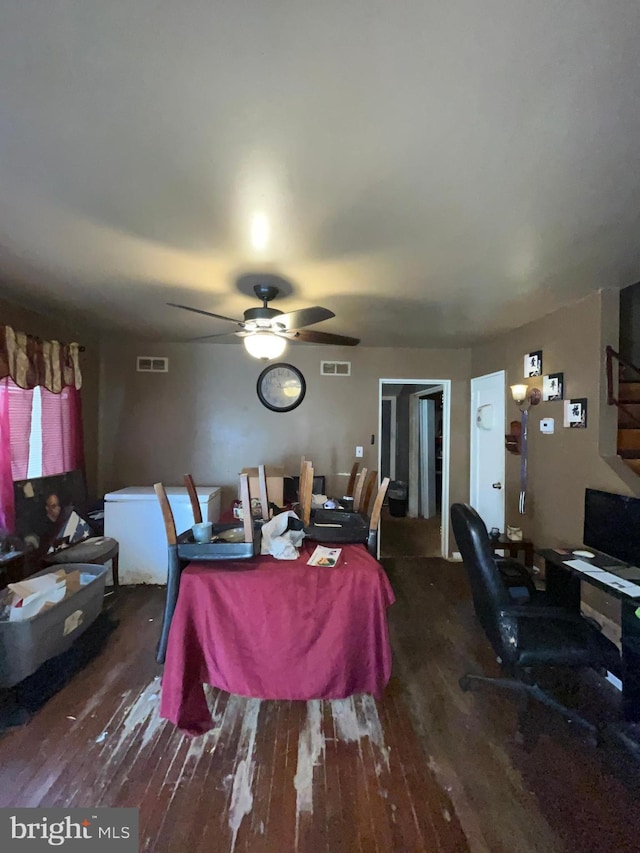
98, 340, 471, 547
471, 289, 631, 549
0, 295, 101, 497
472, 289, 634, 624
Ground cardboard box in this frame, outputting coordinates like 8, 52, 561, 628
240, 467, 285, 508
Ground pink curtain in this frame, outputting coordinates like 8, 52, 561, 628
7, 380, 33, 481
40, 386, 85, 476
40, 387, 64, 477
0, 379, 15, 533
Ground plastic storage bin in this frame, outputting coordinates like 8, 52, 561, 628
0, 562, 107, 688
388, 480, 408, 517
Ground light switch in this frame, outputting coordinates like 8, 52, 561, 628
355, 446, 363, 457
540, 418, 554, 434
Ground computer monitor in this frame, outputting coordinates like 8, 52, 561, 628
583, 488, 640, 565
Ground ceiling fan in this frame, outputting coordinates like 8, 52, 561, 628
168, 284, 360, 359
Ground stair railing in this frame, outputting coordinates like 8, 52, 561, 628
606, 345, 640, 428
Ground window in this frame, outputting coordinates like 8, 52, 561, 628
7, 379, 79, 480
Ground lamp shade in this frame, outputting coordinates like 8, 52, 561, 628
243, 331, 287, 360
510, 384, 528, 404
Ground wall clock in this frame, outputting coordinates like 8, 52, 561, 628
256, 363, 306, 412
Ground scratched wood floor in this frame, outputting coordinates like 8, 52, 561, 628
385, 555, 640, 853
0, 586, 467, 853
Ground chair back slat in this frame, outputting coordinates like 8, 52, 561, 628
352, 467, 368, 511
258, 464, 270, 522
345, 462, 359, 498
361, 470, 378, 514
368, 477, 390, 536
183, 473, 203, 524
300, 460, 313, 526
154, 482, 177, 546
239, 473, 254, 543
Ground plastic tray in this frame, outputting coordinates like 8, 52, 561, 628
305, 511, 369, 544
176, 522, 261, 561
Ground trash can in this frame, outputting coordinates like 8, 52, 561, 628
387, 480, 408, 517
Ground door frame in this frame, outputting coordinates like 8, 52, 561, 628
469, 369, 506, 531
378, 378, 451, 558
381, 395, 397, 480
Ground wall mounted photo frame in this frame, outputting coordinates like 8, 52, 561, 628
564, 398, 588, 429
542, 372, 564, 401
524, 350, 543, 378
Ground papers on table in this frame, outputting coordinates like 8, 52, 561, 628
307, 546, 342, 567
563, 559, 640, 597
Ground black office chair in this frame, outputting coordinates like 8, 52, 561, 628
451, 503, 621, 733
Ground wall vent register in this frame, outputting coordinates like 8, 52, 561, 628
321, 361, 351, 376
136, 356, 169, 373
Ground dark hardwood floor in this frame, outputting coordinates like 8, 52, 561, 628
1, 551, 639, 852
385, 556, 640, 853
380, 510, 442, 558
0, 586, 466, 853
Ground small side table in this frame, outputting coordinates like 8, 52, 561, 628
490, 536, 534, 568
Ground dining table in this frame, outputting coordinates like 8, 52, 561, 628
159, 540, 395, 736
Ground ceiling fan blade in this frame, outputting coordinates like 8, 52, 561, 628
290, 328, 360, 346
167, 303, 243, 324
188, 331, 237, 342
275, 306, 335, 330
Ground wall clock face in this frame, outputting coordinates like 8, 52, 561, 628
257, 363, 306, 412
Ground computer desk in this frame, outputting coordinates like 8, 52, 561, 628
539, 548, 640, 721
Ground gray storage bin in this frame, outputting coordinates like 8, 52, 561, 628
0, 562, 107, 688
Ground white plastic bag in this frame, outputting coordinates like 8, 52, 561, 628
260, 511, 306, 560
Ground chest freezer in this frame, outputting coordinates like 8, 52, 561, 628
104, 486, 221, 584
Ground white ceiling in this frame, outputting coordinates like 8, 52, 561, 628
1, 1, 639, 347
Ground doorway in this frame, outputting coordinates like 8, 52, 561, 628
378, 379, 451, 558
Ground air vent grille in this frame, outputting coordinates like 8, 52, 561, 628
321, 360, 351, 376
136, 356, 169, 373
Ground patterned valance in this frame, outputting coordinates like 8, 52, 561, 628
0, 325, 82, 392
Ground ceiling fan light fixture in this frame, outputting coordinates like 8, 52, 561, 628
243, 331, 287, 360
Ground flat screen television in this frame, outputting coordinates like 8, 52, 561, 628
583, 488, 640, 565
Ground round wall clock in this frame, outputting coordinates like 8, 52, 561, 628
256, 363, 306, 412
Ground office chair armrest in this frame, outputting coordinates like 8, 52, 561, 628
502, 605, 583, 622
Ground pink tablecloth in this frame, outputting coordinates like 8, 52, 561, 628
160, 542, 395, 735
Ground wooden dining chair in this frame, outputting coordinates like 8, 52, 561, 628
360, 470, 378, 515
345, 462, 359, 498
299, 459, 314, 526
154, 482, 181, 664
366, 477, 390, 556
352, 467, 368, 512
184, 473, 202, 524
154, 474, 253, 664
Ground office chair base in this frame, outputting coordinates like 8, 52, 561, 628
459, 673, 596, 737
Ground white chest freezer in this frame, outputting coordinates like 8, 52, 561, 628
104, 485, 221, 585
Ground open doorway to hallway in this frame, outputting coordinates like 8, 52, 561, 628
378, 380, 450, 558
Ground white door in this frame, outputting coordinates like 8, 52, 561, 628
469, 371, 505, 533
